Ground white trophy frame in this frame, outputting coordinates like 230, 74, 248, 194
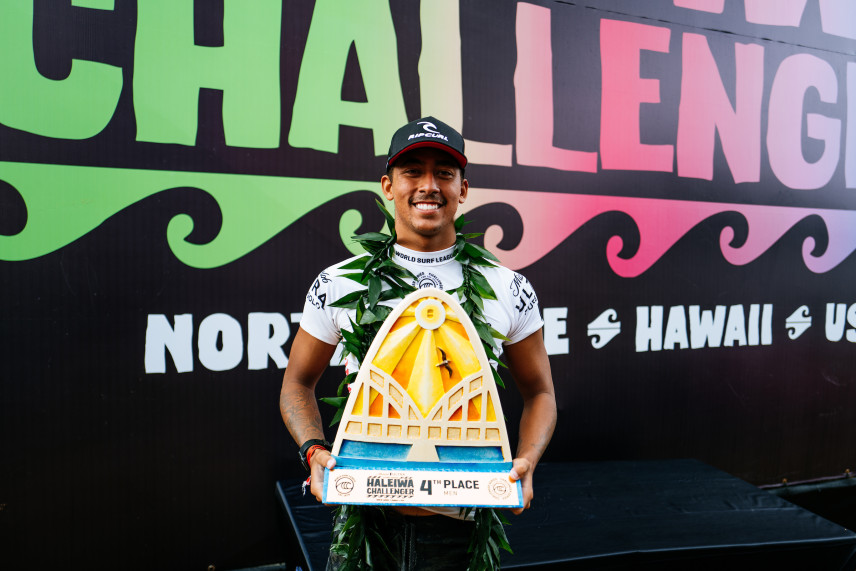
323, 287, 522, 508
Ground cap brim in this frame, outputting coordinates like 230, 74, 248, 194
387, 141, 467, 169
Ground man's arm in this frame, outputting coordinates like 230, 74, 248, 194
502, 328, 557, 514
280, 327, 338, 501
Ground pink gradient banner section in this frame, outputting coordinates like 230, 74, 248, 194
514, 2, 597, 172
600, 19, 673, 172
460, 188, 856, 277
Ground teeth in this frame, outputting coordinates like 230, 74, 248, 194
414, 203, 440, 211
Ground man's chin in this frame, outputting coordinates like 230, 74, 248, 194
405, 222, 445, 239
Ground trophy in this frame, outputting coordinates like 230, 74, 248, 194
323, 288, 522, 508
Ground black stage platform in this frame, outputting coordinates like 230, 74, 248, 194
276, 460, 856, 570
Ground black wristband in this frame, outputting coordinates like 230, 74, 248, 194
299, 439, 331, 471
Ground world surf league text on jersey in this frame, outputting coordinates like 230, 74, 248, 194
394, 250, 456, 264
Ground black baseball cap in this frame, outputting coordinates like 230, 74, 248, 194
386, 116, 467, 169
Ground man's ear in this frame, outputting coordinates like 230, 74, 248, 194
381, 174, 394, 200
459, 178, 468, 204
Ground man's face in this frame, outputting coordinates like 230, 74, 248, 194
381, 147, 468, 251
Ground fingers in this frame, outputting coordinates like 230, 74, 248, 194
315, 450, 336, 470
309, 450, 336, 502
509, 457, 532, 481
309, 466, 324, 502
510, 458, 534, 514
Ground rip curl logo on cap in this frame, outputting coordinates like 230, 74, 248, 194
418, 121, 441, 134
408, 120, 448, 142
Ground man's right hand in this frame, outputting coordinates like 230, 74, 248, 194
309, 448, 337, 502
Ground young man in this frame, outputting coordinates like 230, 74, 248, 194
280, 117, 557, 568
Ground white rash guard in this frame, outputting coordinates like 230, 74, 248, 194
299, 243, 544, 372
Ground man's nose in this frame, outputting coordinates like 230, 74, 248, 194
418, 173, 440, 191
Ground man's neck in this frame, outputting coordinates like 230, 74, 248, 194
394, 228, 456, 253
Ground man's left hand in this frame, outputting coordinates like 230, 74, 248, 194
509, 457, 533, 515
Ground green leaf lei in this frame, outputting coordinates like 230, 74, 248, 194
323, 200, 513, 570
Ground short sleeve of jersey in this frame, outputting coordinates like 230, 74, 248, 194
298, 271, 341, 346
504, 272, 544, 345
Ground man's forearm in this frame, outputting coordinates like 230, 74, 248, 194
516, 391, 557, 466
280, 381, 326, 446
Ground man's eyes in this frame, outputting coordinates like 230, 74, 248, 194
402, 168, 454, 178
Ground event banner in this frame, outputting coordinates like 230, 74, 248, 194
1, 1, 854, 569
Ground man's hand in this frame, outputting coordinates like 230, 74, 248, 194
503, 330, 556, 516
308, 448, 337, 502
509, 457, 534, 514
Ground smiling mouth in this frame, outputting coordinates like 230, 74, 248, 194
413, 202, 441, 211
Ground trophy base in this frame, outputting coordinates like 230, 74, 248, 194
323, 457, 523, 508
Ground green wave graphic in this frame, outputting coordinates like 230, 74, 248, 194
0, 161, 382, 268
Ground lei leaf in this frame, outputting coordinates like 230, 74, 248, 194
320, 397, 348, 426
353, 231, 393, 243
337, 372, 357, 397
322, 202, 513, 569
454, 214, 470, 231
377, 198, 397, 233
329, 290, 363, 309
338, 256, 370, 271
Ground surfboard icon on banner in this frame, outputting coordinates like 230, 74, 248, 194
324, 288, 521, 508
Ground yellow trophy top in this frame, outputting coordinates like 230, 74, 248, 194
332, 288, 512, 464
